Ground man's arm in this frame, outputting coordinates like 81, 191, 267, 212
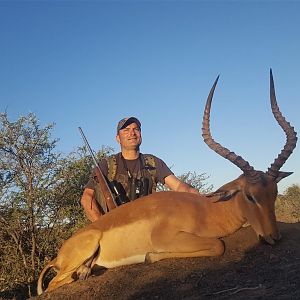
164, 174, 200, 194
80, 188, 103, 222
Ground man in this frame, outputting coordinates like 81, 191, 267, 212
81, 117, 199, 222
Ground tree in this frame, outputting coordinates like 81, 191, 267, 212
0, 112, 63, 296
0, 112, 114, 298
157, 171, 213, 193
51, 145, 114, 232
276, 184, 300, 222
178, 171, 213, 193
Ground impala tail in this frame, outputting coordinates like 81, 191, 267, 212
37, 259, 57, 295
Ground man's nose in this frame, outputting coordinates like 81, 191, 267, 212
128, 129, 136, 136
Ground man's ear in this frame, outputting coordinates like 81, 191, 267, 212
116, 134, 121, 144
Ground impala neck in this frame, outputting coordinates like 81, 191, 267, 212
209, 199, 246, 236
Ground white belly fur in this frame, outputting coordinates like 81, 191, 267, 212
98, 254, 147, 268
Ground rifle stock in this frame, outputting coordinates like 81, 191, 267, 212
78, 127, 117, 212
93, 165, 117, 211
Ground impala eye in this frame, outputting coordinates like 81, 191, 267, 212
246, 193, 256, 203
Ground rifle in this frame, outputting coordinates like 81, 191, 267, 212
78, 127, 117, 212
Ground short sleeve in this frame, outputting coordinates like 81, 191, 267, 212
152, 155, 174, 184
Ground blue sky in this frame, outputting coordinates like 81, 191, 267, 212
0, 0, 299, 193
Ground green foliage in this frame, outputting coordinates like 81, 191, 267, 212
157, 171, 213, 193
0, 112, 114, 298
0, 112, 61, 291
178, 171, 213, 193
276, 184, 300, 222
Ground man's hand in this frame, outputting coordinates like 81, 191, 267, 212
80, 188, 103, 222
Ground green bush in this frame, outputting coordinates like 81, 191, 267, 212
276, 184, 300, 222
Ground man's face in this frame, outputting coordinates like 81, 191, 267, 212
116, 122, 142, 151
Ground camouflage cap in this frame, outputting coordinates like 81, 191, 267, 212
117, 117, 141, 133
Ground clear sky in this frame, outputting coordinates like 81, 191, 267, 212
1, 0, 299, 193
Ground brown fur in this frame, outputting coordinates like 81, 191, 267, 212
38, 175, 281, 295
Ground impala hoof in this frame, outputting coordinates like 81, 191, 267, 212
259, 235, 276, 245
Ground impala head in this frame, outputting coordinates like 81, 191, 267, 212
202, 69, 297, 244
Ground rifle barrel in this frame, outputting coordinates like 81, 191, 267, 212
78, 126, 117, 210
78, 127, 99, 167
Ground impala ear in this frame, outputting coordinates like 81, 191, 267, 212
274, 171, 293, 183
206, 189, 240, 202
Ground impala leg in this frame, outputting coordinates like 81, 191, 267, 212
147, 231, 224, 263
77, 247, 101, 280
45, 230, 102, 292
46, 271, 75, 292
76, 262, 92, 281
46, 250, 98, 293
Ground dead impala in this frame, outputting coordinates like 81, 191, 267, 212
38, 69, 297, 295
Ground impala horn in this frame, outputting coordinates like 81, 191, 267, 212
202, 76, 261, 183
265, 69, 297, 182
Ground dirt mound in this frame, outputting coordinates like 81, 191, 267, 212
36, 222, 300, 300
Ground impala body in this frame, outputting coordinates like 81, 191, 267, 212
38, 70, 297, 295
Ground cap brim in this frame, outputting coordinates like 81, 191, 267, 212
119, 117, 141, 130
